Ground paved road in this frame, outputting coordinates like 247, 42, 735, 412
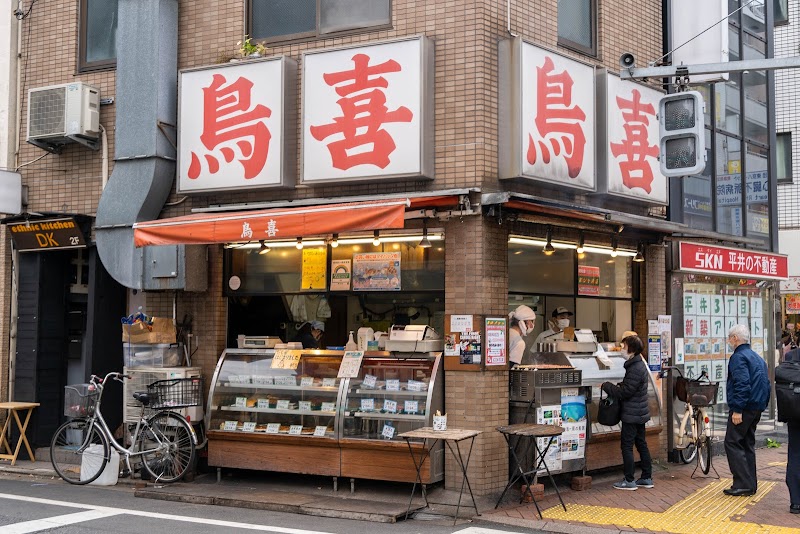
0, 475, 538, 534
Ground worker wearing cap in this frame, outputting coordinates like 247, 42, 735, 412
534, 307, 574, 348
298, 321, 325, 349
508, 305, 537, 365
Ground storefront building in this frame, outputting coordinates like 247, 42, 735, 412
1, 0, 783, 495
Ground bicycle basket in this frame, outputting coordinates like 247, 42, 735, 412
64, 384, 99, 417
686, 381, 719, 406
146, 377, 203, 409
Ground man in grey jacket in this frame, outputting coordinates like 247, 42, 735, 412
724, 324, 770, 497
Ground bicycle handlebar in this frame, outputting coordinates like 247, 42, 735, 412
90, 372, 131, 386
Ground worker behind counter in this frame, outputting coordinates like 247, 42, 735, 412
297, 320, 325, 349
533, 307, 574, 347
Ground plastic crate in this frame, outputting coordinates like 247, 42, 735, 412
123, 343, 182, 368
146, 377, 203, 409
64, 384, 98, 418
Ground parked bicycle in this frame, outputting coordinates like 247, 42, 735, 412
50, 372, 200, 485
670, 367, 719, 475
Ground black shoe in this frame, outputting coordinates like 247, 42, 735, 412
723, 488, 755, 497
791, 504, 800, 514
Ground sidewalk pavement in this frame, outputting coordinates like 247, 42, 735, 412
2, 443, 797, 531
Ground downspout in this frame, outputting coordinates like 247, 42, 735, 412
13, 2, 22, 169
100, 124, 108, 190
507, 0, 517, 37
95, 0, 180, 289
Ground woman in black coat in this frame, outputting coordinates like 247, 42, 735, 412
602, 335, 653, 491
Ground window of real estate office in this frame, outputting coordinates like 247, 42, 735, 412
249, 0, 391, 41
79, 0, 117, 72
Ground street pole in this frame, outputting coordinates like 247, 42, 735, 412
620, 56, 800, 80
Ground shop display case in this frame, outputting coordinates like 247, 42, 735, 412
206, 348, 444, 483
206, 349, 344, 476
340, 353, 444, 483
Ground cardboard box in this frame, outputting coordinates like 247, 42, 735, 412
122, 317, 176, 344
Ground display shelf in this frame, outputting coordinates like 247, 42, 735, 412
349, 411, 427, 421
350, 388, 429, 396
219, 406, 337, 416
217, 383, 339, 393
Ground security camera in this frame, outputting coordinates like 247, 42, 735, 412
619, 52, 636, 69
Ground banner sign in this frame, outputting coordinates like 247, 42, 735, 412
8, 218, 87, 252
678, 241, 788, 280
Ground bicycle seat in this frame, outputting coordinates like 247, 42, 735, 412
133, 392, 151, 406
690, 394, 709, 406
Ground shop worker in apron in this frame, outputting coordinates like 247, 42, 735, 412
534, 307, 574, 347
508, 305, 537, 366
602, 334, 653, 491
724, 324, 770, 497
298, 321, 325, 349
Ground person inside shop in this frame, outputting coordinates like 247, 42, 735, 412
297, 320, 325, 349
508, 305, 537, 366
533, 307, 574, 347
724, 324, 770, 497
601, 334, 653, 491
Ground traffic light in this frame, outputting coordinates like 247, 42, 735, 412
658, 91, 706, 177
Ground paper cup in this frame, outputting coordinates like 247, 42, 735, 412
433, 415, 447, 431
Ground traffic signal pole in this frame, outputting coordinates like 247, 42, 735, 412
620, 56, 800, 80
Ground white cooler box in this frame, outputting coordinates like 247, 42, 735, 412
81, 444, 120, 486
123, 366, 204, 424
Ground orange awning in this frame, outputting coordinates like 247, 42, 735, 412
133, 199, 409, 247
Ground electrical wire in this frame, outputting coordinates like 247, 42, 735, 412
13, 0, 37, 20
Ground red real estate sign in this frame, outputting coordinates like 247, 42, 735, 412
678, 241, 788, 280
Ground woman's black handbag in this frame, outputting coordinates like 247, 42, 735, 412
597, 389, 621, 426
775, 360, 800, 423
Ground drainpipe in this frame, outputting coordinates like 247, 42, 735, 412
100, 124, 108, 190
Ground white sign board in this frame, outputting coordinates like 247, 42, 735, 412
671, 0, 729, 83
500, 39, 595, 191
178, 57, 295, 193
302, 37, 433, 184
601, 74, 667, 204
0, 171, 22, 215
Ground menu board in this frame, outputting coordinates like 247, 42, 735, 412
301, 247, 327, 290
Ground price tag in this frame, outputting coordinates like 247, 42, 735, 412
276, 400, 290, 410
289, 425, 303, 435
383, 399, 397, 413
276, 376, 296, 386
381, 424, 395, 439
242, 422, 257, 433
299, 401, 312, 411
321, 402, 336, 413
234, 397, 247, 408
338, 351, 364, 378
404, 400, 419, 414
227, 375, 240, 384
360, 398, 375, 412
266, 423, 280, 434
386, 379, 400, 391
271, 349, 302, 370
252, 375, 273, 385
322, 377, 337, 388
362, 374, 378, 389
223, 421, 238, 431
300, 377, 314, 387
257, 399, 270, 409
314, 426, 328, 437
407, 380, 425, 392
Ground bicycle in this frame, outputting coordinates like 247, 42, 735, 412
50, 372, 200, 485
671, 368, 719, 475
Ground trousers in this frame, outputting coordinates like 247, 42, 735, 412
621, 421, 652, 482
788, 421, 800, 506
724, 410, 761, 490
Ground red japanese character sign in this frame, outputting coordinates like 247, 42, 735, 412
304, 38, 430, 183
178, 58, 291, 192
605, 75, 666, 203
521, 44, 595, 189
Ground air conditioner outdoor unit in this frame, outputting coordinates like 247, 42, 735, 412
26, 82, 101, 153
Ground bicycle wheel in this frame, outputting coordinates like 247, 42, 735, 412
50, 418, 109, 485
696, 414, 712, 474
139, 412, 195, 483
678, 410, 697, 464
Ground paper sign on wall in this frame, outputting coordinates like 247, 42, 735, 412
271, 350, 301, 369
301, 247, 327, 290
330, 259, 352, 291
485, 317, 507, 366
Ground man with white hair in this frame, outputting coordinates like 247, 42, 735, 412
723, 324, 770, 497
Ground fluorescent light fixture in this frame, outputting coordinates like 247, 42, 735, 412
226, 240, 327, 249
509, 236, 636, 257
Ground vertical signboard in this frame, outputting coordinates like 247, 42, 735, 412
302, 36, 434, 183
499, 38, 596, 191
178, 57, 296, 192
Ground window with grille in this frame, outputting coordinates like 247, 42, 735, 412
557, 0, 597, 56
250, 0, 391, 41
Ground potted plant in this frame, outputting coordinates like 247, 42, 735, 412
236, 35, 267, 59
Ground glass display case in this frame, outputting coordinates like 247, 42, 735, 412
206, 349, 444, 483
208, 349, 343, 438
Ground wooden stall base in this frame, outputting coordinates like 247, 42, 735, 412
208, 431, 340, 476
339, 438, 440, 484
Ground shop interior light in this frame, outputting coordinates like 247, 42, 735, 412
542, 227, 555, 256
258, 241, 270, 255
576, 232, 585, 254
227, 239, 327, 249
418, 221, 432, 248
633, 242, 645, 263
296, 237, 303, 250
373, 230, 381, 246
610, 237, 618, 258
509, 236, 636, 257
330, 234, 339, 248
